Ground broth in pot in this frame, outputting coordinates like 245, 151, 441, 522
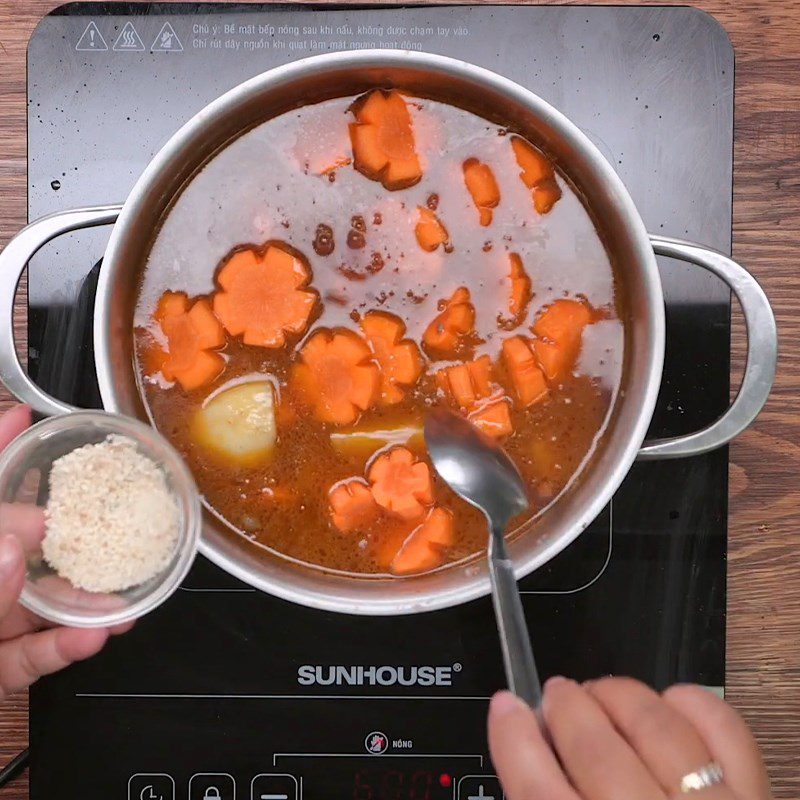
133, 89, 625, 577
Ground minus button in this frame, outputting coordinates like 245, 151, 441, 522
251, 774, 298, 800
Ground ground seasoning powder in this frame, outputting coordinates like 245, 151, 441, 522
42, 435, 180, 593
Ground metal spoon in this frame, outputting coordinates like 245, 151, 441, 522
424, 408, 542, 709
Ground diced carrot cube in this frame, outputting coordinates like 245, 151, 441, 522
415, 206, 449, 252
531, 299, 592, 381
349, 124, 387, 174
469, 399, 514, 438
532, 339, 562, 382
510, 136, 562, 214
511, 136, 554, 188
533, 299, 592, 342
446, 365, 475, 407
463, 158, 500, 226
423, 287, 475, 355
502, 336, 549, 407
468, 355, 492, 396
435, 356, 494, 409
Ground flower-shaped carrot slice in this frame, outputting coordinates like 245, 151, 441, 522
390, 507, 454, 575
368, 446, 433, 521
463, 158, 500, 226
329, 479, 380, 533
469, 398, 514, 438
415, 206, 449, 252
502, 336, 548, 407
291, 328, 380, 425
361, 311, 424, 405
423, 287, 475, 356
213, 244, 318, 348
531, 299, 592, 381
435, 355, 493, 409
349, 90, 422, 190
151, 291, 225, 391
511, 136, 562, 214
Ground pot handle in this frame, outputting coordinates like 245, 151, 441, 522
0, 205, 122, 417
637, 235, 777, 460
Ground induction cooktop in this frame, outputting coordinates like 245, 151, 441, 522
26, 5, 732, 799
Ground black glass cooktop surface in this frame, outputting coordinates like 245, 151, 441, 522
27, 5, 732, 799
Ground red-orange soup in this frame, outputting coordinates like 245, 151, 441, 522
134, 90, 625, 577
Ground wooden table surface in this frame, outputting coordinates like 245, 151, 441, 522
1, 1, 798, 797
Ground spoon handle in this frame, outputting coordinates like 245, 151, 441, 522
488, 527, 543, 711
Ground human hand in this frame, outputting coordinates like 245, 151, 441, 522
488, 676, 771, 800
0, 404, 130, 700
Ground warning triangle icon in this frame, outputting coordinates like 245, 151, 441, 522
112, 21, 145, 52
76, 21, 108, 51
151, 22, 183, 52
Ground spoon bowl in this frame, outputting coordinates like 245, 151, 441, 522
424, 409, 529, 526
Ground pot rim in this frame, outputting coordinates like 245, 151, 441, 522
95, 49, 664, 615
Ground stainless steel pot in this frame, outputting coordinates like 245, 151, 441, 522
0, 51, 777, 615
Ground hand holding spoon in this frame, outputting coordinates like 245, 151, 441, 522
424, 408, 543, 710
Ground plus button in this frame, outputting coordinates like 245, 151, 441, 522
458, 775, 503, 800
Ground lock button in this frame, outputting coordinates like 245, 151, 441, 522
188, 773, 236, 800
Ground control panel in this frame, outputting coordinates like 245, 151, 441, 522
123, 725, 504, 798
127, 761, 504, 799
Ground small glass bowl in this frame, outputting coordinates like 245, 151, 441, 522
0, 410, 201, 627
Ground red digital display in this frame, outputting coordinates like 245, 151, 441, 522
300, 757, 461, 798
349, 768, 452, 799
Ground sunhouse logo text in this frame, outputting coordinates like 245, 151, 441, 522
297, 664, 461, 687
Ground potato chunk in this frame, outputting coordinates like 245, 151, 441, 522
330, 422, 424, 461
192, 380, 277, 466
